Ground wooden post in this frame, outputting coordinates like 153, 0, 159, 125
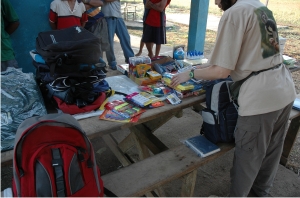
187, 0, 210, 53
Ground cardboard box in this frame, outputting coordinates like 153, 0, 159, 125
129, 63, 159, 85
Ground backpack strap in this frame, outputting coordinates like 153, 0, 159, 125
52, 148, 66, 197
230, 64, 282, 106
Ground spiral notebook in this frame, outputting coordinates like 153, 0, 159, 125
184, 135, 220, 157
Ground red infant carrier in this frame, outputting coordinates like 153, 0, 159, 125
12, 113, 104, 197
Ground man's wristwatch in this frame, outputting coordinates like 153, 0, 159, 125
189, 68, 195, 79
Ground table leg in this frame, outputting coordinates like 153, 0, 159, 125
102, 134, 132, 166
181, 170, 197, 197
281, 116, 300, 165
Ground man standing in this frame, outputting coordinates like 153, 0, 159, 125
171, 0, 296, 196
1, 0, 20, 71
101, 0, 134, 70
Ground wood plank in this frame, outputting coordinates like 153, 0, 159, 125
118, 132, 136, 153
131, 125, 168, 154
1, 150, 13, 165
102, 143, 234, 197
132, 131, 151, 160
102, 134, 132, 167
181, 170, 197, 197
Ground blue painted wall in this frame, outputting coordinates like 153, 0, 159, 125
10, 0, 52, 73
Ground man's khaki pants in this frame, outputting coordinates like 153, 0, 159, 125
230, 102, 293, 197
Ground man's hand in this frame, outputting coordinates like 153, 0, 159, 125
170, 71, 190, 87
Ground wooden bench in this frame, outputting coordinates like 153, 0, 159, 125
122, 2, 137, 21
102, 143, 234, 197
0, 143, 234, 197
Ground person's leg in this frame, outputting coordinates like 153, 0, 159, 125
145, 42, 154, 58
115, 18, 134, 63
141, 24, 154, 58
251, 102, 293, 196
135, 39, 144, 56
230, 103, 293, 197
105, 17, 117, 69
153, 25, 166, 57
154, 44, 161, 57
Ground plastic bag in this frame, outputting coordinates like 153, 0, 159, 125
1, 68, 47, 151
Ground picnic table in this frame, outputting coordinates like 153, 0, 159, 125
1, 73, 300, 196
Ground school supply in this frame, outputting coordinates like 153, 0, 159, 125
184, 135, 220, 157
100, 100, 146, 122
11, 113, 106, 197
166, 93, 182, 105
200, 79, 238, 144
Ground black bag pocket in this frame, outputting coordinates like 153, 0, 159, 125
201, 109, 220, 144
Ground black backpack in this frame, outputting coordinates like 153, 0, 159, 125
200, 78, 238, 144
36, 26, 101, 76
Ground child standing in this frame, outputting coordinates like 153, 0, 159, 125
49, 0, 88, 30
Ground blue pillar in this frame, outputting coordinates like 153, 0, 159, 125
187, 0, 210, 53
10, 0, 52, 73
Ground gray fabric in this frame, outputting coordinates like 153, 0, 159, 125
69, 154, 84, 194
101, 0, 122, 18
36, 160, 53, 197
230, 102, 293, 196
88, 18, 110, 56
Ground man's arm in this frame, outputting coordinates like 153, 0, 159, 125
146, 0, 168, 12
170, 64, 231, 87
49, 21, 57, 30
5, 21, 19, 35
81, 21, 87, 27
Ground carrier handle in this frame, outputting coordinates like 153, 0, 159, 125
52, 148, 66, 197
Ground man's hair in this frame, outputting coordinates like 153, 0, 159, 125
220, 0, 236, 11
